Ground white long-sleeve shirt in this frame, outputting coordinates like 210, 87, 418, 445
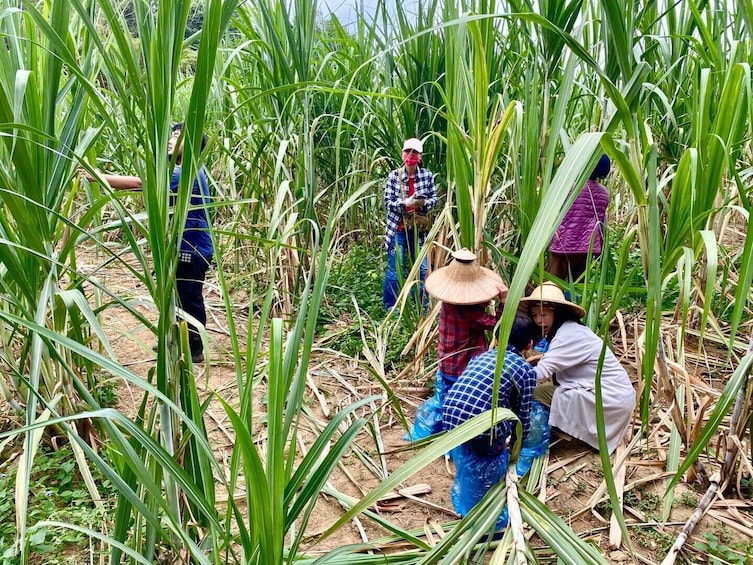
535, 321, 635, 453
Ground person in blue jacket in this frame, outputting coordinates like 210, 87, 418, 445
442, 314, 543, 524
81, 123, 213, 363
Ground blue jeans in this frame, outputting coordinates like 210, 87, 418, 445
383, 230, 428, 309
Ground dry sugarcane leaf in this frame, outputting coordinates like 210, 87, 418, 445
399, 490, 458, 517
546, 451, 591, 473
725, 506, 753, 529
629, 460, 668, 468
590, 507, 609, 525
623, 505, 646, 522
444, 453, 453, 476
587, 432, 642, 509
400, 302, 439, 357
306, 371, 330, 418
536, 462, 549, 502
374, 501, 403, 512
707, 509, 753, 537
426, 517, 447, 540
377, 483, 432, 501
712, 500, 753, 530
423, 520, 439, 547
559, 462, 588, 483
731, 436, 753, 496
711, 499, 753, 509
616, 309, 628, 353
688, 394, 713, 445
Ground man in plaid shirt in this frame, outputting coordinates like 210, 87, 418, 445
443, 314, 539, 520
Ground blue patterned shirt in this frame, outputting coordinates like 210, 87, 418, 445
383, 166, 438, 249
443, 345, 537, 443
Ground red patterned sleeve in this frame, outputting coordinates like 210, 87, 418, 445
467, 303, 498, 331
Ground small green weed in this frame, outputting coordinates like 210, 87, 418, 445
322, 244, 385, 356
594, 499, 612, 516
0, 443, 116, 563
324, 244, 385, 322
678, 490, 698, 507
94, 378, 118, 408
623, 487, 661, 516
694, 532, 749, 565
321, 244, 424, 371
634, 526, 674, 555
573, 481, 588, 496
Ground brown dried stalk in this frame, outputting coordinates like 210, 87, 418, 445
661, 337, 753, 565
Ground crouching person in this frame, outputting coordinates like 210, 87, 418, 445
405, 249, 507, 440
442, 314, 542, 528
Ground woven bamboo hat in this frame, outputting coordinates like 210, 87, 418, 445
424, 249, 506, 305
520, 282, 586, 318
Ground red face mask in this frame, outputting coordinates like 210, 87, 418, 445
403, 153, 420, 167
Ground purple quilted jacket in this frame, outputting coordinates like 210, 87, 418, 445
550, 179, 610, 255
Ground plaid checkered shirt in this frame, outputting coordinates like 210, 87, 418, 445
438, 302, 499, 378
443, 345, 537, 443
383, 166, 438, 249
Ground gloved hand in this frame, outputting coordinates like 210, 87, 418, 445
403, 195, 426, 208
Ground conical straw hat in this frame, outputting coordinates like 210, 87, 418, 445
520, 282, 586, 318
424, 249, 506, 305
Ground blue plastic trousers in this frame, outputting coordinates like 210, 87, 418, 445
514, 401, 551, 477
449, 444, 510, 529
405, 371, 455, 441
448, 401, 551, 529
383, 230, 428, 309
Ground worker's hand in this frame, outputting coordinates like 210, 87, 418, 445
403, 195, 425, 208
496, 285, 508, 302
77, 167, 95, 182
525, 352, 543, 366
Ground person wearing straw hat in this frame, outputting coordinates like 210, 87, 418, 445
382, 137, 439, 309
405, 249, 507, 440
521, 282, 635, 454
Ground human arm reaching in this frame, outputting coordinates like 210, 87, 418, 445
79, 168, 143, 191
467, 286, 508, 331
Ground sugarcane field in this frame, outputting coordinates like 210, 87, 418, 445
0, 1, 752, 564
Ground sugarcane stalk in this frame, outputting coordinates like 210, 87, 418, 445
661, 337, 753, 565
506, 465, 528, 565
657, 339, 710, 486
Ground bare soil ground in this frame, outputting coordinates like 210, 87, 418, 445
83, 246, 753, 564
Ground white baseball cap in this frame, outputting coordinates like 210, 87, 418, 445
402, 138, 424, 153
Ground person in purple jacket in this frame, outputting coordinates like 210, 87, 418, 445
548, 154, 611, 282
